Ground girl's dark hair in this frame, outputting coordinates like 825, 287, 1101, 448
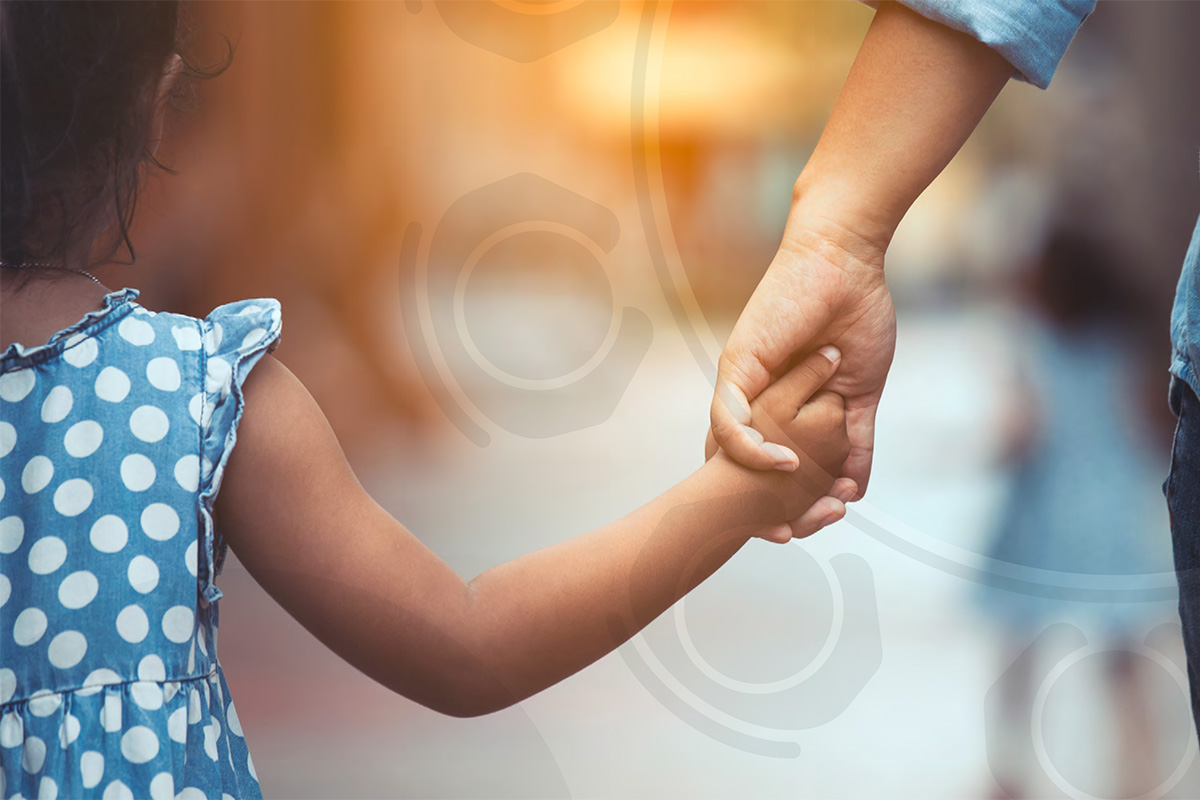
1, 0, 226, 271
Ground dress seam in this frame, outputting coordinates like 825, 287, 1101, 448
0, 664, 220, 709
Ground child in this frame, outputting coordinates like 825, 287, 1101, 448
0, 3, 855, 798
978, 227, 1176, 798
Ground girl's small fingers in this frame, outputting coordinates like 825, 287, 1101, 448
759, 345, 841, 414
788, 496, 846, 539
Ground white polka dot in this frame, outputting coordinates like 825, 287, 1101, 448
172, 326, 202, 351
59, 571, 98, 609
0, 369, 35, 402
206, 355, 232, 395
175, 454, 200, 492
94, 366, 130, 402
0, 421, 14, 457
100, 694, 122, 732
149, 772, 174, 800
80, 751, 104, 788
22, 455, 53, 493
225, 700, 242, 738
0, 574, 8, 609
146, 357, 181, 392
203, 717, 220, 760
242, 327, 267, 349
0, 516, 24, 553
141, 503, 179, 541
90, 515, 128, 553
21, 734, 46, 773
116, 605, 149, 643
176, 788, 206, 800
187, 638, 196, 673
79, 669, 122, 695
188, 688, 202, 724
37, 776, 57, 800
184, 539, 198, 578
168, 706, 187, 743
163, 681, 180, 703
13, 607, 47, 645
28, 537, 67, 574
162, 606, 194, 644
204, 321, 223, 354
45, 633, 86, 671
63, 420, 103, 457
0, 711, 23, 747
62, 333, 98, 368
128, 405, 169, 443
47, 631, 87, 668
120, 454, 155, 492
102, 779, 133, 800
187, 392, 203, 425
117, 316, 155, 346
130, 682, 163, 711
53, 479, 93, 517
247, 751, 258, 780
0, 476, 5, 503
137, 655, 166, 682
40, 386, 73, 423
128, 555, 159, 594
0, 669, 15, 703
57, 713, 80, 748
28, 691, 61, 717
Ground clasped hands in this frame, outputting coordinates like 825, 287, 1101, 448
704, 213, 898, 545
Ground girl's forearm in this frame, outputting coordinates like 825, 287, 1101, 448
453, 458, 781, 715
791, 1, 1013, 251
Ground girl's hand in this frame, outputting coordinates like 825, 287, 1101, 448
705, 346, 857, 543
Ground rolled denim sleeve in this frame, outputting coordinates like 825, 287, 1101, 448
864, 0, 1095, 89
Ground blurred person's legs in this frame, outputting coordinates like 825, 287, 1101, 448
1168, 375, 1200, 731
1108, 649, 1158, 797
988, 637, 1035, 800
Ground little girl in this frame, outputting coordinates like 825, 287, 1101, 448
0, 3, 855, 798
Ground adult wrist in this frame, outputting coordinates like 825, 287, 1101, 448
787, 168, 897, 264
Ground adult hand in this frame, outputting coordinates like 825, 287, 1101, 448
709, 0, 1013, 521
709, 214, 896, 503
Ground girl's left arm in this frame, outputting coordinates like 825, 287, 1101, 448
216, 354, 847, 717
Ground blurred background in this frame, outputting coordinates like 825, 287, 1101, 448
102, 0, 1200, 797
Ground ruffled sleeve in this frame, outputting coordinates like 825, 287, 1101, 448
196, 299, 283, 603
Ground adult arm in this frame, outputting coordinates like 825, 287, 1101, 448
712, 0, 1090, 522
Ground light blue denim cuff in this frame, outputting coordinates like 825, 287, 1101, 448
859, 0, 1094, 89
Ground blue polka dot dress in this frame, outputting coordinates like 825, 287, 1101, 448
0, 288, 280, 799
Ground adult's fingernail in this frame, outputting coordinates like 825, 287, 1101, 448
741, 424, 764, 445
817, 345, 841, 364
761, 442, 798, 470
